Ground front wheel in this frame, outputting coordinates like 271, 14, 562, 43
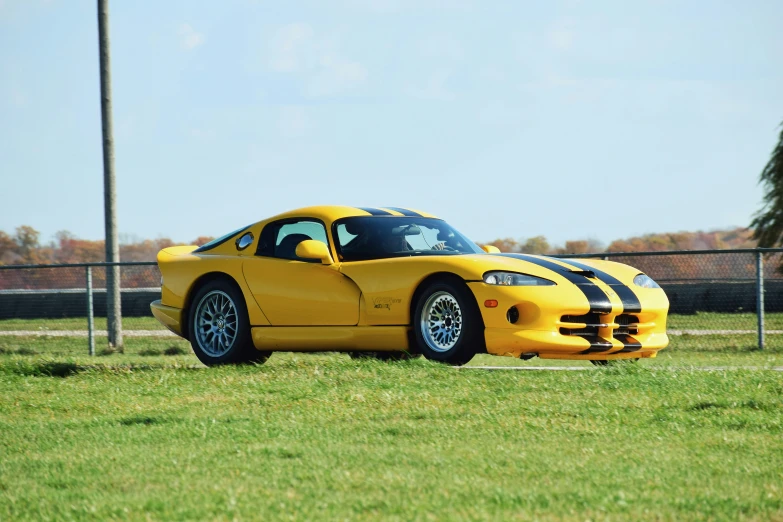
188, 279, 271, 366
412, 280, 483, 366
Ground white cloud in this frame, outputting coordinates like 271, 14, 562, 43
306, 55, 367, 97
405, 69, 456, 101
478, 101, 517, 126
548, 20, 575, 51
420, 33, 463, 61
268, 23, 367, 97
189, 127, 217, 141
269, 23, 315, 72
278, 105, 313, 137
178, 23, 204, 51
478, 65, 505, 84
10, 87, 27, 107
344, 0, 474, 13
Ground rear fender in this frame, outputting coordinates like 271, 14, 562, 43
157, 250, 271, 330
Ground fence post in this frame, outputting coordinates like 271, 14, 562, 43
756, 250, 765, 351
86, 266, 95, 356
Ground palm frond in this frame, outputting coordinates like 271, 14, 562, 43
751, 122, 783, 247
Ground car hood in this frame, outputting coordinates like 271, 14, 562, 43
488, 253, 642, 284
451, 253, 650, 314
430, 252, 642, 288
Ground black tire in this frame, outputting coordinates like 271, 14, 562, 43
188, 279, 271, 366
348, 351, 421, 361
412, 279, 483, 366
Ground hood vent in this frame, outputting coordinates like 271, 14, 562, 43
567, 269, 595, 278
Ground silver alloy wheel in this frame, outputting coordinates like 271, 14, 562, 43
420, 291, 463, 352
194, 290, 238, 357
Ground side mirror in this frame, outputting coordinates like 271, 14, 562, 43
295, 240, 334, 265
481, 245, 500, 254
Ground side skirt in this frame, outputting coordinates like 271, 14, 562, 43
251, 325, 410, 352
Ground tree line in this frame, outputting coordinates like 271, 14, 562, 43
0, 226, 213, 266
0, 224, 758, 266
0, 225, 775, 291
485, 227, 756, 255
2, 119, 782, 266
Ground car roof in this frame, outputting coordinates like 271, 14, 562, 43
265, 206, 439, 223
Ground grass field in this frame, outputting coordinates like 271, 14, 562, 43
2, 334, 783, 368
1, 317, 782, 520
0, 344, 783, 520
3, 314, 783, 357
0, 316, 168, 331
667, 312, 783, 331
2, 312, 783, 332
1, 351, 782, 521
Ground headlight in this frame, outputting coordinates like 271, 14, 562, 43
484, 271, 555, 286
633, 274, 660, 289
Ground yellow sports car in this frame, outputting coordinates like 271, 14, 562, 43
151, 206, 669, 366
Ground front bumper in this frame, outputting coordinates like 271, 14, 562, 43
483, 327, 668, 360
468, 282, 669, 360
150, 300, 186, 338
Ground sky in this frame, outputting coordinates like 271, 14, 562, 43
1, 0, 782, 247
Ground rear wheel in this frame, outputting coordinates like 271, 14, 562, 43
412, 279, 482, 366
188, 279, 271, 366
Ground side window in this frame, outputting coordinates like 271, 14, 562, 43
257, 219, 328, 261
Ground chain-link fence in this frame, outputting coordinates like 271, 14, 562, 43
1, 249, 781, 354
0, 262, 164, 355
557, 248, 783, 351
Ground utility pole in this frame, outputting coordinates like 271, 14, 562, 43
97, 0, 122, 349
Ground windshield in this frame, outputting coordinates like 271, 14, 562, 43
333, 217, 483, 261
193, 224, 251, 253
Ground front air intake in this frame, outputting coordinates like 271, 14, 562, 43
559, 313, 606, 336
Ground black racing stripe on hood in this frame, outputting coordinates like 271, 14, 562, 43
496, 254, 612, 314
560, 258, 642, 313
383, 207, 421, 216
356, 207, 393, 216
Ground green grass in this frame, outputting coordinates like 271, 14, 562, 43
1, 346, 782, 520
2, 313, 783, 357
0, 315, 781, 519
668, 333, 783, 353
2, 312, 782, 333
667, 312, 783, 331
0, 316, 165, 331
2, 335, 781, 369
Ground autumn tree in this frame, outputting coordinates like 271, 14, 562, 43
486, 236, 552, 254
0, 231, 17, 265
607, 228, 755, 252
192, 236, 215, 247
520, 236, 550, 254
487, 238, 521, 252
54, 231, 104, 263
751, 122, 783, 247
14, 226, 42, 264
121, 239, 175, 262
